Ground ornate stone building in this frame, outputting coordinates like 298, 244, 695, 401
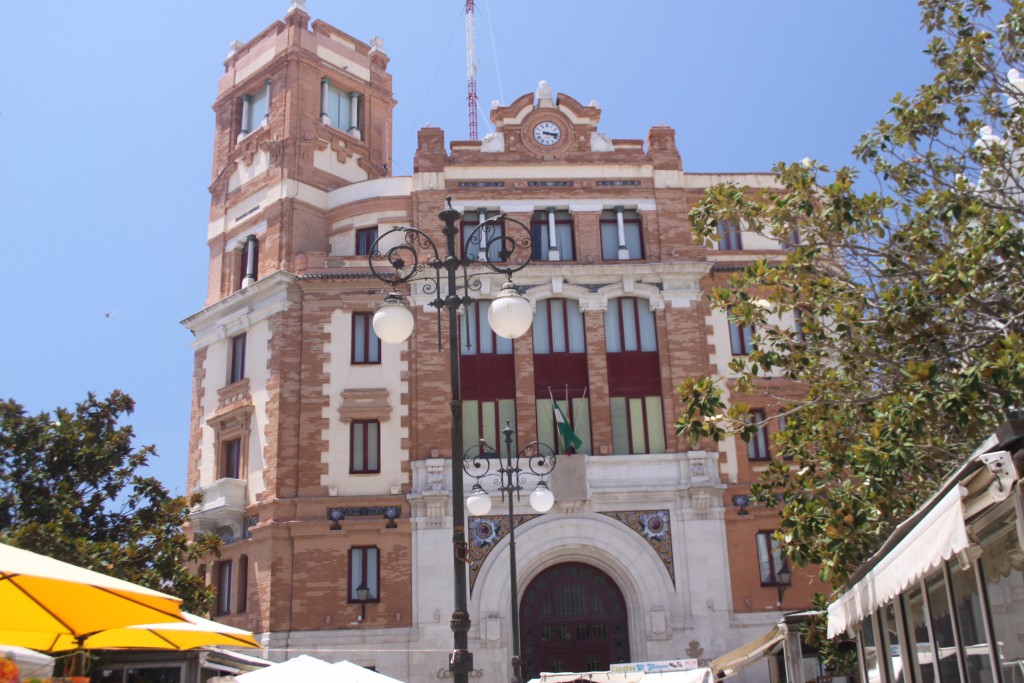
184, 4, 818, 682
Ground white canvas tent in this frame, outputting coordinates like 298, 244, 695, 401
1, 646, 55, 680
231, 654, 405, 683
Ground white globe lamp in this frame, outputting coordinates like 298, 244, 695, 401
488, 282, 533, 339
466, 484, 493, 516
529, 481, 555, 513
372, 293, 415, 344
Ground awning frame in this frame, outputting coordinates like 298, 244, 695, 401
826, 485, 969, 637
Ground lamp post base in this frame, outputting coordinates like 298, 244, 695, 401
449, 649, 474, 678
450, 607, 473, 681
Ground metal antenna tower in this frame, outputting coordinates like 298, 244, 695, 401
465, 0, 478, 140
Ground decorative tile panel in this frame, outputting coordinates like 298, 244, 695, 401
600, 510, 674, 585
326, 505, 402, 530
467, 513, 537, 593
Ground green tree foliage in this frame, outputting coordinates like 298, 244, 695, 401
0, 391, 219, 613
677, 0, 1024, 590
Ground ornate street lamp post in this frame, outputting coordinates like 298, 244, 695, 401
464, 422, 557, 683
367, 198, 534, 683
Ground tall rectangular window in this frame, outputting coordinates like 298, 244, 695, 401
979, 518, 1024, 683
240, 80, 270, 137
350, 420, 380, 474
784, 226, 800, 250
355, 227, 378, 256
463, 399, 517, 454
755, 531, 787, 585
533, 299, 590, 454
237, 555, 248, 614
924, 573, 958, 683
531, 209, 575, 261
324, 83, 353, 131
461, 210, 505, 262
237, 236, 259, 291
717, 220, 742, 250
533, 299, 586, 354
352, 312, 381, 364
950, 560, 995, 683
349, 546, 380, 602
229, 333, 247, 383
728, 317, 755, 356
746, 410, 770, 461
460, 300, 517, 449
605, 297, 658, 353
215, 560, 233, 616
600, 208, 644, 260
220, 438, 242, 479
460, 301, 513, 356
321, 79, 360, 137
536, 398, 591, 456
609, 397, 665, 455
605, 297, 662, 455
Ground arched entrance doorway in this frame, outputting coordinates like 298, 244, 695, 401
519, 562, 630, 680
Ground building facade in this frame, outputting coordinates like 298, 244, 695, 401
183, 5, 819, 682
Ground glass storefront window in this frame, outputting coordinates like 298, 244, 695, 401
904, 584, 938, 683
94, 666, 183, 683
979, 514, 1024, 683
925, 572, 960, 683
880, 602, 901, 683
861, 615, 884, 683
949, 560, 995, 683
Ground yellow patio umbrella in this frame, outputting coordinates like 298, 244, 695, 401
0, 541, 187, 652
41, 612, 261, 651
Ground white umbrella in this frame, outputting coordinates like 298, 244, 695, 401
234, 655, 338, 683
334, 659, 406, 682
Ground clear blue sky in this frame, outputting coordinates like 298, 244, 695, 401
0, 1, 933, 495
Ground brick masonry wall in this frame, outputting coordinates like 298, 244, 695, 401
187, 347, 208, 493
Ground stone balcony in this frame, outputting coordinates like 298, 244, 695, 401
190, 478, 248, 541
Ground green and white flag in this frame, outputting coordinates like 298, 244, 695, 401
553, 401, 583, 454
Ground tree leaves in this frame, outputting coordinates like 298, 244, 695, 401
0, 391, 219, 613
677, 0, 1024, 669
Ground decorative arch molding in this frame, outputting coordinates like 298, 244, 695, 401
522, 282, 592, 306
594, 282, 665, 311
470, 513, 679, 661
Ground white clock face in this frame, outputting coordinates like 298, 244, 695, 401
533, 121, 562, 146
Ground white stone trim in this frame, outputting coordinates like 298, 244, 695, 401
225, 220, 268, 251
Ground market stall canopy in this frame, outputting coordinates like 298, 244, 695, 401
529, 671, 712, 683
0, 541, 186, 652
531, 673, 645, 682
827, 485, 969, 637
642, 669, 713, 683
233, 655, 406, 683
234, 655, 337, 683
47, 612, 260, 651
0, 646, 55, 681
710, 627, 785, 679
334, 660, 406, 682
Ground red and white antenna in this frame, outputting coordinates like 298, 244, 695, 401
465, 0, 478, 140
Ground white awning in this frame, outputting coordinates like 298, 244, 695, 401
827, 485, 969, 637
643, 668, 714, 683
710, 627, 785, 678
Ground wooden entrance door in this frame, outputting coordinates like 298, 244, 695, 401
519, 563, 630, 680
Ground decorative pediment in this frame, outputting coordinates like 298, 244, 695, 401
338, 387, 392, 421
